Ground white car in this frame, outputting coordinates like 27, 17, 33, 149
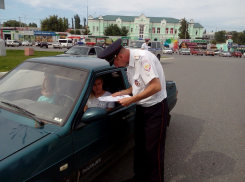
6, 40, 19, 47
53, 42, 62, 49
163, 48, 173, 54
22, 41, 32, 46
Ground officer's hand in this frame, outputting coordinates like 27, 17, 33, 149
118, 97, 133, 107
112, 91, 122, 97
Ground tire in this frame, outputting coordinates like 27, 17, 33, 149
157, 54, 160, 61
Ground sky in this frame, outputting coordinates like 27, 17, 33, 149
1, 0, 245, 33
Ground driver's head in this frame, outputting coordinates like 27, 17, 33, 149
41, 73, 56, 98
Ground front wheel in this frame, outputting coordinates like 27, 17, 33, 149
157, 54, 161, 61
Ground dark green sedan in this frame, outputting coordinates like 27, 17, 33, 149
0, 56, 177, 182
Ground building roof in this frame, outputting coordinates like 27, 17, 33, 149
193, 23, 204, 28
93, 15, 180, 23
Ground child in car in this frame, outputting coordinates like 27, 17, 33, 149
38, 74, 57, 104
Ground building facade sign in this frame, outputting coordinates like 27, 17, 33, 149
34, 31, 55, 36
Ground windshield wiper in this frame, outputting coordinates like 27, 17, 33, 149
1, 101, 44, 126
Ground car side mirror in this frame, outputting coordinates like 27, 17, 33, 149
82, 107, 107, 124
64, 51, 67, 53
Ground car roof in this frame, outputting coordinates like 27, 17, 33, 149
26, 56, 112, 72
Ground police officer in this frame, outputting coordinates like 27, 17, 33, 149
141, 39, 149, 51
97, 39, 168, 182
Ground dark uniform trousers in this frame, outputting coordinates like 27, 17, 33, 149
134, 98, 168, 182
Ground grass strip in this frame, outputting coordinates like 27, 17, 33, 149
0, 50, 61, 72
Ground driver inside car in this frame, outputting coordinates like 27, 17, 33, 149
84, 77, 115, 111
37, 73, 57, 104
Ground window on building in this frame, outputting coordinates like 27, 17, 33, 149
170, 28, 173, 34
97, 26, 99, 31
131, 28, 133, 32
175, 29, 177, 34
157, 28, 160, 34
104, 27, 107, 31
152, 27, 155, 34
165, 28, 169, 34
196, 30, 198, 35
126, 26, 129, 30
149, 29, 151, 33
93, 26, 95, 31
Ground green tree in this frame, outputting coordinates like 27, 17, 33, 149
121, 27, 129, 36
75, 30, 81, 35
28, 22, 37, 27
214, 30, 226, 43
82, 26, 91, 35
178, 18, 190, 39
83, 18, 86, 27
69, 30, 75, 34
74, 14, 81, 29
231, 31, 239, 43
104, 24, 128, 36
237, 32, 245, 45
3, 20, 27, 27
41, 15, 68, 32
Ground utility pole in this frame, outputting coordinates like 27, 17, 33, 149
87, 1, 88, 26
19, 17, 21, 27
23, 14, 27, 26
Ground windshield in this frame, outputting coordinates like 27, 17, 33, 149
0, 62, 87, 125
207, 49, 213, 51
129, 41, 144, 48
181, 48, 188, 51
66, 47, 89, 55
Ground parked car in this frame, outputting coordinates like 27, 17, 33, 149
35, 41, 41, 46
5, 40, 20, 47
40, 41, 48, 48
0, 56, 178, 182
190, 49, 203, 56
179, 48, 190, 55
57, 45, 104, 56
231, 51, 242, 58
213, 50, 220, 55
219, 51, 231, 57
163, 48, 173, 54
204, 49, 214, 56
53, 42, 62, 49
129, 40, 162, 60
242, 52, 245, 58
22, 41, 32, 46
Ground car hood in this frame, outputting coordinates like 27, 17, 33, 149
0, 115, 50, 161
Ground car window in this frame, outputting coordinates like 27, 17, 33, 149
84, 70, 126, 112
130, 41, 144, 48
157, 42, 161, 48
151, 42, 156, 48
66, 47, 89, 55
0, 62, 88, 125
88, 48, 96, 55
95, 47, 103, 55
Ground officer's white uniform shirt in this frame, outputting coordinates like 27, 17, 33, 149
127, 49, 167, 107
87, 91, 115, 109
141, 43, 148, 51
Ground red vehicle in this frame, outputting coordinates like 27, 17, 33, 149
190, 49, 203, 56
231, 51, 242, 58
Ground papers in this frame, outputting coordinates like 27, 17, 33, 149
98, 95, 131, 102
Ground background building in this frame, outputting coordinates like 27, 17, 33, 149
88, 14, 204, 41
